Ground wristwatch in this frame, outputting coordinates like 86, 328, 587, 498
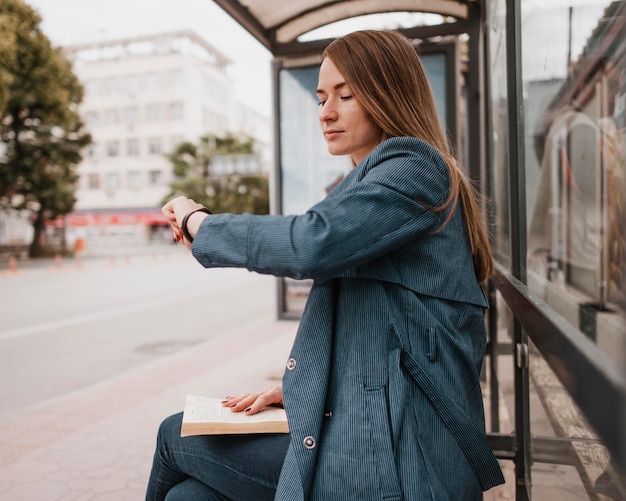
181, 207, 212, 243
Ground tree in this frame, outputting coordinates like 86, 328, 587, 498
164, 133, 269, 215
0, 4, 16, 114
0, 0, 91, 257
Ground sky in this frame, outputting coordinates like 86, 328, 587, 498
25, 0, 274, 116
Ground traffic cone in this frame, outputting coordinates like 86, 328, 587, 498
8, 255, 17, 273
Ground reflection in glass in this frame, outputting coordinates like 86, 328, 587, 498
524, 0, 625, 362
278, 65, 351, 315
279, 66, 350, 217
521, 1, 626, 497
420, 52, 448, 135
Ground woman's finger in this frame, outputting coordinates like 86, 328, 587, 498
221, 393, 250, 408
245, 387, 284, 415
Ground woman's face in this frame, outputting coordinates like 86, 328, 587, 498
317, 58, 382, 165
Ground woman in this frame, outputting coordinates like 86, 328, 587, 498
147, 29, 504, 500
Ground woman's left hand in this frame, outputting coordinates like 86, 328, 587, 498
162, 196, 205, 248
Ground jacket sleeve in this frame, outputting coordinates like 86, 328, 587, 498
191, 137, 451, 282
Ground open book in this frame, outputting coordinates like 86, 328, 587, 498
180, 394, 289, 436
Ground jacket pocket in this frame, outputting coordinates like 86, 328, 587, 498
364, 385, 402, 501
426, 326, 437, 362
398, 348, 505, 491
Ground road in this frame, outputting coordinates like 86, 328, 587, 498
0, 246, 276, 413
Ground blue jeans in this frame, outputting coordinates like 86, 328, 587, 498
146, 412, 290, 501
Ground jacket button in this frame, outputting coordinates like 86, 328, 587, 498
303, 436, 316, 449
286, 358, 297, 370
323, 410, 332, 420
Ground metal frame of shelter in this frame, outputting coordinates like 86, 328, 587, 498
214, 1, 626, 499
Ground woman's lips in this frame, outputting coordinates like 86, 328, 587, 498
324, 130, 342, 140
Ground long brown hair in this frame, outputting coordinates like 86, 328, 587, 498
323, 30, 494, 282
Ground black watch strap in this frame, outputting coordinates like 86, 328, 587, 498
181, 207, 212, 243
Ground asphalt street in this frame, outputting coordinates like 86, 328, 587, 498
0, 246, 276, 413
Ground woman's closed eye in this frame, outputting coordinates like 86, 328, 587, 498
318, 95, 353, 106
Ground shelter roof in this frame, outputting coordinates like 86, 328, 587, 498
213, 0, 476, 56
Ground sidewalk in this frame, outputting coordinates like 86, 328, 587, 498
0, 316, 298, 500
0, 312, 514, 500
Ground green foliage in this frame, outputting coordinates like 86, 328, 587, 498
0, 0, 91, 256
206, 174, 269, 215
0, 11, 16, 113
163, 133, 269, 215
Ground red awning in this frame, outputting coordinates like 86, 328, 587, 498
48, 211, 168, 227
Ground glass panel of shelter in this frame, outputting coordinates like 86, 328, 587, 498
510, 0, 625, 498
276, 47, 458, 318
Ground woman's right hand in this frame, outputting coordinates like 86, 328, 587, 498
221, 386, 283, 415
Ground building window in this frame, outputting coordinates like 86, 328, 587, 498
126, 138, 139, 157
106, 140, 119, 157
148, 169, 162, 186
87, 143, 97, 159
84, 79, 99, 96
104, 76, 120, 96
87, 173, 100, 190
148, 137, 162, 155
105, 172, 120, 196
125, 106, 139, 126
167, 102, 184, 120
127, 170, 141, 190
104, 108, 119, 126
212, 157, 227, 176
168, 69, 184, 88
146, 103, 161, 122
127, 74, 140, 95
145, 72, 162, 92
241, 155, 259, 174
85, 111, 99, 128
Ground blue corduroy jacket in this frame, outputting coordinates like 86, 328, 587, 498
192, 137, 505, 500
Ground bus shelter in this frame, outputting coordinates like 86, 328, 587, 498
214, 0, 626, 499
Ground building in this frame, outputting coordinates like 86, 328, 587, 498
60, 30, 271, 252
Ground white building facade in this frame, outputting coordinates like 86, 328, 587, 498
60, 31, 271, 252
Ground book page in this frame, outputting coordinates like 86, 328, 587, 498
181, 395, 289, 436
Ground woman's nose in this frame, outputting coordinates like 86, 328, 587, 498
319, 101, 337, 121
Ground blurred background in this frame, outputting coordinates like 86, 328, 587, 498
1, 0, 274, 261
0, 0, 624, 499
